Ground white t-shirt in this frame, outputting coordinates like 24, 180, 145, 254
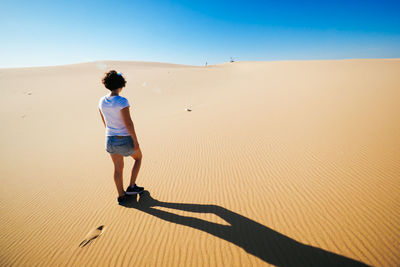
98, 93, 131, 136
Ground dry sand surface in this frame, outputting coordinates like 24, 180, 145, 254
0, 59, 399, 266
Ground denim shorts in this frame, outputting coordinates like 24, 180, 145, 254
106, 136, 135, 157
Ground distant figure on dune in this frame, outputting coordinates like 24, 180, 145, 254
98, 70, 144, 204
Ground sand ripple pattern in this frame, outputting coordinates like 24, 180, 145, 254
0, 60, 399, 266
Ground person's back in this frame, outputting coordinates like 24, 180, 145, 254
98, 70, 144, 205
98, 94, 130, 136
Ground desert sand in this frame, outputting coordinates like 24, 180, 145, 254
0, 59, 399, 266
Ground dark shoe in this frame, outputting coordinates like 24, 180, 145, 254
117, 194, 128, 204
126, 184, 144, 195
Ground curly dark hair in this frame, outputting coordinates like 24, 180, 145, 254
102, 70, 127, 91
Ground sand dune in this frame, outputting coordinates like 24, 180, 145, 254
0, 59, 399, 266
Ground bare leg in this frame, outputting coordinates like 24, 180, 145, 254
129, 149, 143, 186
110, 153, 125, 197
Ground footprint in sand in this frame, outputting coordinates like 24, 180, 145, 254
79, 225, 105, 248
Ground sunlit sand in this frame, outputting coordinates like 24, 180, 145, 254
0, 59, 399, 266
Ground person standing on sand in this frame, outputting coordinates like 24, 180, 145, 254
98, 70, 144, 204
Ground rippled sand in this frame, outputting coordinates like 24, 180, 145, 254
0, 59, 399, 266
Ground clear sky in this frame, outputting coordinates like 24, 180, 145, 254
1, 0, 399, 67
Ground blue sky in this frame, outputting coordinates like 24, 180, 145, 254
1, 0, 399, 67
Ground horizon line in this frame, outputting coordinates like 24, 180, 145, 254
1, 57, 399, 70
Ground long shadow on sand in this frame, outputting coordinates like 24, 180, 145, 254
121, 191, 368, 266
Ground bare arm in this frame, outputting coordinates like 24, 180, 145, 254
99, 108, 106, 128
121, 107, 140, 149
